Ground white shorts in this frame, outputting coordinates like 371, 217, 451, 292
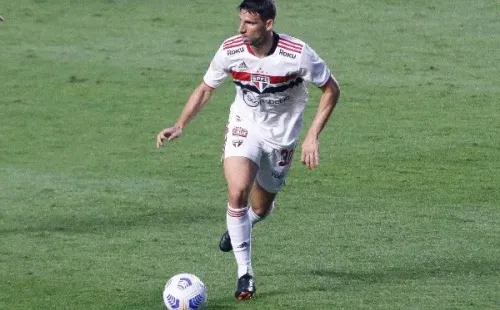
222, 113, 296, 193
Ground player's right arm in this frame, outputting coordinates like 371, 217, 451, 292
156, 82, 215, 148
156, 42, 229, 148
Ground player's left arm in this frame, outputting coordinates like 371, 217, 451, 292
301, 77, 340, 171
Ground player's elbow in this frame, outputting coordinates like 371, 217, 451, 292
197, 82, 216, 101
321, 77, 340, 104
199, 81, 216, 94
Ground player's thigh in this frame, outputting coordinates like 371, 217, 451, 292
223, 156, 259, 198
255, 143, 296, 194
223, 115, 262, 205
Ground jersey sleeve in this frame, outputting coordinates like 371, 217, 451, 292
299, 44, 332, 87
203, 44, 230, 88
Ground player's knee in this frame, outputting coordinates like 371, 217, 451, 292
252, 207, 267, 217
252, 201, 275, 217
227, 189, 250, 208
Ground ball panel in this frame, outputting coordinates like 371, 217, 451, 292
163, 273, 207, 310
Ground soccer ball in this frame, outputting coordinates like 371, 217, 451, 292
163, 273, 207, 310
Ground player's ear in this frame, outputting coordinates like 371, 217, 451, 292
265, 18, 274, 31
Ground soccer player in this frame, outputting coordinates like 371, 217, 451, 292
156, 0, 340, 300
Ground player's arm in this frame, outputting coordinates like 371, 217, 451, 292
174, 82, 215, 130
156, 82, 215, 148
305, 77, 340, 140
157, 41, 228, 148
301, 77, 340, 170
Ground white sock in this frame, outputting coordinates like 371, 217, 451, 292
248, 201, 275, 227
226, 204, 253, 278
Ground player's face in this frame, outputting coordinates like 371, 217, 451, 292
238, 9, 273, 47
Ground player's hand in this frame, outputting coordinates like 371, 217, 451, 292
156, 126, 183, 148
301, 136, 320, 171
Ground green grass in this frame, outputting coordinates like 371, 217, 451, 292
1, 0, 499, 309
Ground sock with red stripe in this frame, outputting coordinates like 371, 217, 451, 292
226, 204, 253, 278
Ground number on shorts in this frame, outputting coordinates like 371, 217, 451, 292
278, 149, 294, 167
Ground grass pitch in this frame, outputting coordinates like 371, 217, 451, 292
0, 0, 499, 309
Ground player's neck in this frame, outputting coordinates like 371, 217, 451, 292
250, 31, 276, 58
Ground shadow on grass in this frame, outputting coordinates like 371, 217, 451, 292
0, 207, 222, 235
309, 259, 499, 284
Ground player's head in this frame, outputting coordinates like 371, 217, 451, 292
237, 0, 276, 46
238, 0, 276, 21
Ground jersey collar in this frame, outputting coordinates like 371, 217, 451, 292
246, 32, 280, 57
267, 31, 280, 56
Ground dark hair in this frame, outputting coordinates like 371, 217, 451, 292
238, 0, 276, 21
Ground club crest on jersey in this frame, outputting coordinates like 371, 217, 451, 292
251, 75, 270, 93
232, 139, 243, 147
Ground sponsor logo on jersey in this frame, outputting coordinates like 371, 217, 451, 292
251, 75, 270, 93
242, 90, 291, 107
237, 62, 248, 69
242, 90, 260, 107
279, 48, 297, 59
227, 47, 244, 56
232, 126, 248, 137
261, 95, 291, 105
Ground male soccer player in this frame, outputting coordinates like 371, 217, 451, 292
156, 0, 340, 300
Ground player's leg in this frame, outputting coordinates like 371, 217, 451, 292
219, 143, 293, 253
249, 181, 276, 223
224, 156, 257, 208
220, 113, 261, 300
219, 181, 275, 253
251, 141, 296, 211
231, 143, 293, 300
223, 156, 258, 300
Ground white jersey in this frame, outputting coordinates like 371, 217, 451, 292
203, 32, 334, 147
